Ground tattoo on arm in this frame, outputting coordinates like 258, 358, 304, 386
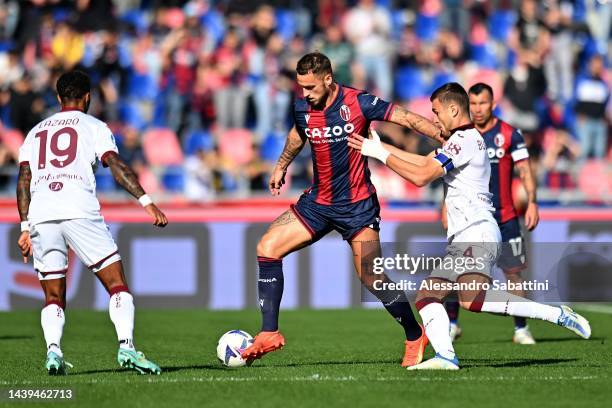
269, 210, 297, 229
16, 164, 32, 221
389, 105, 445, 143
276, 128, 306, 170
105, 152, 146, 199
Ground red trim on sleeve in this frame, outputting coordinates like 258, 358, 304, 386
19, 161, 29, 166
100, 151, 116, 168
383, 103, 395, 121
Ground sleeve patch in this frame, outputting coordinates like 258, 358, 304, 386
433, 152, 455, 174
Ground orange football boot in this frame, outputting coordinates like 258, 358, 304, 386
241, 331, 286, 363
401, 325, 428, 367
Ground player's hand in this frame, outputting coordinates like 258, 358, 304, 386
269, 166, 287, 196
17, 231, 32, 264
348, 129, 390, 163
144, 204, 168, 227
524, 202, 539, 231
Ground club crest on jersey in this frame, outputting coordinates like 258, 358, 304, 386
339, 105, 351, 121
494, 133, 505, 147
48, 182, 64, 192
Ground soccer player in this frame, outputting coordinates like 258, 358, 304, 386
348, 83, 590, 370
241, 52, 446, 366
16, 71, 168, 375
443, 82, 540, 344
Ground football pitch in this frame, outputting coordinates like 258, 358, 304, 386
1, 307, 610, 408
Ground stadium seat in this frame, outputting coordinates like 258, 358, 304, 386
128, 72, 158, 101
578, 160, 610, 201
119, 102, 147, 130
489, 10, 516, 42
138, 167, 161, 194
95, 167, 116, 192
260, 132, 286, 162
142, 128, 184, 166
466, 69, 503, 100
201, 10, 225, 46
162, 166, 185, 192
429, 71, 458, 94
0, 128, 24, 159
184, 130, 214, 155
121, 9, 149, 34
218, 128, 254, 166
275, 9, 296, 42
407, 97, 434, 120
394, 66, 427, 101
469, 44, 499, 69
415, 13, 439, 42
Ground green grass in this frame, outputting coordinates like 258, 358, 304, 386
0, 308, 611, 408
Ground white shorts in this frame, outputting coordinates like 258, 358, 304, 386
429, 220, 502, 282
30, 218, 121, 280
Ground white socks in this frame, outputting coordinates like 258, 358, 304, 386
41, 304, 65, 357
109, 291, 135, 350
480, 290, 562, 323
418, 302, 456, 360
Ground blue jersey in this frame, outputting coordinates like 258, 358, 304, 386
293, 85, 394, 205
482, 119, 529, 223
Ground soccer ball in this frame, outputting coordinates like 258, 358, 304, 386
216, 330, 254, 367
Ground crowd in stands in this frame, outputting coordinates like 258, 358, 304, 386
0, 0, 609, 203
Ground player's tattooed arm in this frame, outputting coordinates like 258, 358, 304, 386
388, 105, 447, 144
104, 152, 146, 199
16, 163, 32, 222
276, 126, 307, 171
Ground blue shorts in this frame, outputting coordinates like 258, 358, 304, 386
290, 193, 381, 241
497, 217, 527, 273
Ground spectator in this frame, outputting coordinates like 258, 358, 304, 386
8, 74, 44, 135
543, 1, 574, 103
320, 26, 354, 86
502, 62, 547, 134
117, 126, 146, 175
574, 54, 610, 161
343, 0, 393, 99
509, 0, 550, 68
51, 21, 85, 70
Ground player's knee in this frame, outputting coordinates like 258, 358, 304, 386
256, 234, 282, 259
459, 293, 486, 312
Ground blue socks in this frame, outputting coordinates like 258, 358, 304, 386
257, 257, 284, 332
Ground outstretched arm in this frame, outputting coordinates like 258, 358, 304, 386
16, 163, 32, 263
382, 142, 436, 166
269, 126, 307, 195
104, 152, 168, 227
348, 133, 444, 187
515, 159, 539, 231
387, 105, 447, 144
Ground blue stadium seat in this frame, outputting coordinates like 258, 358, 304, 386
415, 14, 439, 42
470, 44, 499, 69
201, 10, 225, 47
260, 132, 285, 162
121, 9, 149, 34
488, 10, 516, 42
95, 167, 116, 192
184, 130, 214, 155
119, 102, 146, 130
275, 9, 296, 41
430, 71, 458, 93
128, 72, 158, 101
162, 166, 185, 192
394, 66, 427, 101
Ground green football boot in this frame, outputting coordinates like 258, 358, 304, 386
45, 352, 72, 375
117, 349, 161, 375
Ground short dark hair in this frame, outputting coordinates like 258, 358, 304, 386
56, 71, 91, 102
468, 82, 494, 99
296, 52, 333, 76
430, 82, 469, 114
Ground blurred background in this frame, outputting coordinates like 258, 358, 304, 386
0, 0, 611, 310
0, 0, 609, 205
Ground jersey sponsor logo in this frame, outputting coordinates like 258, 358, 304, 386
371, 97, 379, 105
304, 123, 355, 139
305, 114, 310, 124
494, 133, 505, 147
487, 147, 505, 159
48, 182, 64, 192
339, 104, 351, 121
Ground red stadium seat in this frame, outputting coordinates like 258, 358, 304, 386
219, 128, 254, 166
142, 128, 184, 166
465, 69, 503, 101
578, 160, 610, 201
407, 97, 434, 120
0, 128, 24, 159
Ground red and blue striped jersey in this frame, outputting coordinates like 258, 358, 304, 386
482, 118, 529, 224
293, 85, 394, 205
